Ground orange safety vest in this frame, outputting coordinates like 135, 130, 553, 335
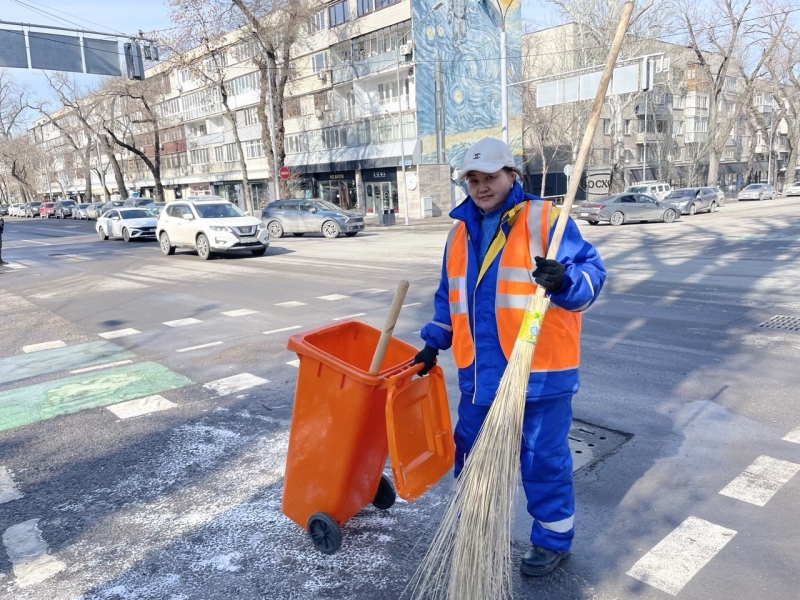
445, 201, 581, 372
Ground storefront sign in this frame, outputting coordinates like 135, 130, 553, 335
315, 171, 356, 182
363, 168, 398, 183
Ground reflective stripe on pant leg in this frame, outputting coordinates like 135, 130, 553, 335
520, 395, 575, 553
453, 392, 491, 478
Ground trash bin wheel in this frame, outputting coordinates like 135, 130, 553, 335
307, 512, 342, 555
372, 474, 397, 510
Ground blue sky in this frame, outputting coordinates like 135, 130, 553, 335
2, 0, 557, 114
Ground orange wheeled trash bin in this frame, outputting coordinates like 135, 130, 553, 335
282, 320, 454, 554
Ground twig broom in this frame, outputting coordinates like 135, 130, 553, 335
403, 3, 634, 598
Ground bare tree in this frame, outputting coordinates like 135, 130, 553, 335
0, 70, 36, 203
768, 29, 800, 188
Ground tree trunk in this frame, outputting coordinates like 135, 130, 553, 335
608, 96, 626, 193
84, 158, 93, 203
221, 94, 252, 214
103, 135, 128, 199
538, 146, 547, 197
707, 149, 719, 188
257, 62, 278, 202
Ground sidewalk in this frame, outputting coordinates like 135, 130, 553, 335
363, 214, 456, 231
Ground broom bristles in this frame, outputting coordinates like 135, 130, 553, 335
404, 296, 550, 600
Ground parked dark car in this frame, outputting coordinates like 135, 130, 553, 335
571, 193, 681, 226
100, 200, 127, 215
145, 202, 166, 216
0, 204, 8, 216
125, 197, 157, 208
261, 199, 365, 238
662, 187, 720, 215
54, 200, 78, 218
25, 202, 43, 217
85, 202, 105, 220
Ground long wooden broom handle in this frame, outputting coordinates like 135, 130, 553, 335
537, 0, 635, 297
369, 280, 410, 374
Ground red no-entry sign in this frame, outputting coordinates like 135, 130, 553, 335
279, 166, 291, 180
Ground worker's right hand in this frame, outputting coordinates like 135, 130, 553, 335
413, 345, 439, 376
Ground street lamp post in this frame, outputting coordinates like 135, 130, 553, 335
397, 1, 443, 226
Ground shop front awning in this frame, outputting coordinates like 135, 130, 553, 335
286, 139, 422, 174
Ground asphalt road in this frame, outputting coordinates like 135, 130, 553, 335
1, 196, 800, 600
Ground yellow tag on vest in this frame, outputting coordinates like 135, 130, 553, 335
517, 296, 551, 345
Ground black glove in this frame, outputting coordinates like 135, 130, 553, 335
532, 256, 565, 292
413, 345, 439, 376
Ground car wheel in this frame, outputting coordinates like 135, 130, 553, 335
122, 228, 131, 242
251, 246, 267, 256
322, 220, 340, 238
159, 232, 175, 255
98, 227, 108, 240
344, 232, 358, 237
588, 220, 599, 225
196, 233, 212, 260
662, 209, 676, 223
292, 232, 305, 237
689, 203, 697, 216
710, 201, 716, 213
267, 220, 284, 238
609, 211, 624, 226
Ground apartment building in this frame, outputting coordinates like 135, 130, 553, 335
30, 0, 525, 217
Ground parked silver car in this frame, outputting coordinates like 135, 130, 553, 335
571, 193, 681, 226
85, 202, 105, 220
738, 183, 776, 201
662, 187, 719, 215
786, 182, 800, 196
72, 203, 91, 219
262, 199, 365, 238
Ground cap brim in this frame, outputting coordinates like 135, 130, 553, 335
455, 161, 509, 180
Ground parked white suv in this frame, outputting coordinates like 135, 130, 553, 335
624, 181, 671, 201
157, 197, 269, 260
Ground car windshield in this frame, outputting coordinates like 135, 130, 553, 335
627, 186, 648, 193
313, 200, 342, 212
30, 202, 42, 207
43, 203, 54, 207
119, 209, 152, 219
194, 203, 246, 218
78, 204, 89, 208
62, 201, 77, 206
666, 189, 695, 198
744, 184, 763, 190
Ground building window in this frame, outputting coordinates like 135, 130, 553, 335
178, 68, 192, 84
623, 119, 631, 135
286, 134, 308, 154
188, 123, 207, 137
602, 148, 611, 163
240, 106, 259, 126
227, 72, 258, 96
244, 140, 264, 158
328, 0, 349, 27
603, 119, 611, 135
314, 91, 331, 112
672, 121, 684, 135
724, 147, 735, 160
308, 10, 326, 32
357, 0, 373, 16
686, 66, 696, 80
321, 128, 347, 149
311, 52, 327, 73
189, 148, 209, 165
285, 97, 302, 118
214, 143, 239, 163
375, 0, 400, 9
673, 94, 684, 109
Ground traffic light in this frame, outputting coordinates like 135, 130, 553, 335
124, 42, 144, 80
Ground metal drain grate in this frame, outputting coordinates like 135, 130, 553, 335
758, 315, 800, 331
568, 420, 631, 472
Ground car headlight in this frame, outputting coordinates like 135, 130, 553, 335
257, 223, 266, 230
336, 213, 350, 223
210, 225, 231, 232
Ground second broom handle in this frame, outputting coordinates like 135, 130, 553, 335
369, 280, 410, 374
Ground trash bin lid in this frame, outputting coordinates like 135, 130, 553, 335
385, 365, 454, 501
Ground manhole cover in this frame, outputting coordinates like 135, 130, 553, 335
758, 315, 800, 331
569, 420, 631, 472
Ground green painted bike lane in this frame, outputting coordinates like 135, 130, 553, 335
0, 341, 136, 386
0, 362, 194, 432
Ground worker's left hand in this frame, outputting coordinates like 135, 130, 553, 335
532, 257, 565, 292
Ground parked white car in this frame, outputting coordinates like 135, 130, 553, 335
785, 182, 800, 197
96, 208, 158, 242
624, 181, 672, 201
9, 204, 23, 217
156, 197, 269, 260
72, 203, 91, 219
738, 183, 776, 201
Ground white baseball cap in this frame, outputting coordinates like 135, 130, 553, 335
455, 137, 520, 180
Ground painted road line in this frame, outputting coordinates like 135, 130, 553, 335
98, 328, 141, 340
203, 373, 269, 397
22, 340, 67, 354
360, 288, 388, 294
286, 359, 300, 368
333, 313, 366, 321
69, 359, 133, 375
0, 362, 193, 432
264, 325, 301, 336
177, 341, 224, 353
107, 395, 177, 420
1, 341, 135, 386
782, 426, 800, 444
22, 239, 50, 246
163, 317, 203, 327
0, 467, 23, 504
222, 309, 258, 317
719, 455, 800, 506
3, 262, 27, 270
402, 302, 421, 308
275, 301, 306, 308
30, 291, 62, 299
626, 516, 736, 596
318, 294, 349, 301
2, 519, 66, 587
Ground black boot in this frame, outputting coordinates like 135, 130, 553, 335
520, 545, 569, 577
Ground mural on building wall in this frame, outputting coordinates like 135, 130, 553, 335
414, 0, 523, 174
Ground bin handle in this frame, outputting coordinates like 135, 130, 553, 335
369, 280, 410, 374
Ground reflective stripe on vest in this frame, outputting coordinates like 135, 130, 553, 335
445, 201, 581, 372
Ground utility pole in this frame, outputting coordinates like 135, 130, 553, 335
265, 62, 281, 202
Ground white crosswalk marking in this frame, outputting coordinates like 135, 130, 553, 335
2, 519, 66, 587
203, 373, 269, 396
22, 340, 67, 353
221, 309, 258, 317
2, 262, 27, 270
98, 328, 141, 340
719, 455, 800, 506
318, 294, 349, 301
163, 318, 203, 327
263, 325, 301, 335
107, 395, 178, 420
0, 467, 23, 504
275, 301, 306, 308
286, 359, 300, 368
333, 313, 366, 321
177, 341, 223, 353
626, 516, 736, 596
359, 288, 388, 294
782, 426, 800, 444
70, 359, 133, 374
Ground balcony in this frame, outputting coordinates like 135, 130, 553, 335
634, 131, 661, 144
332, 51, 406, 85
634, 102, 669, 117
316, 97, 413, 127
684, 131, 708, 143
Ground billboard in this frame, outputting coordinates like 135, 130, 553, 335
0, 28, 121, 76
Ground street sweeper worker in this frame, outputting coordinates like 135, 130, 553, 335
413, 136, 606, 577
